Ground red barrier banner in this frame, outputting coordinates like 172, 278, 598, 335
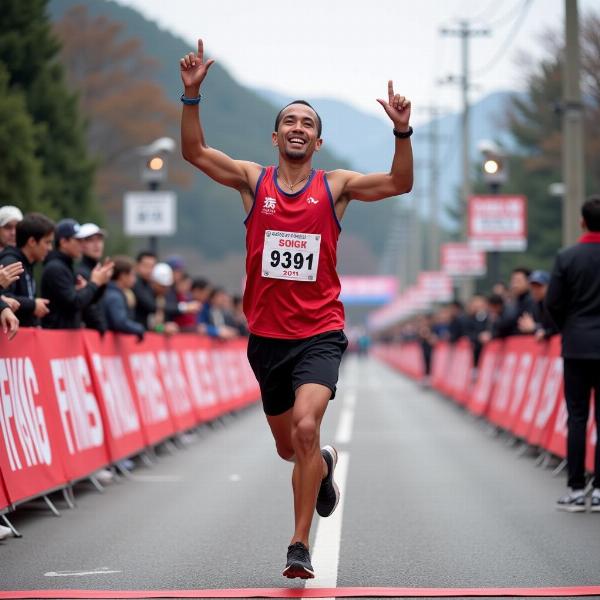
586, 396, 596, 474
431, 341, 450, 391
0, 330, 68, 504
467, 340, 503, 416
0, 469, 11, 510
123, 335, 176, 445
526, 338, 563, 448
445, 339, 473, 405
83, 331, 146, 462
511, 349, 551, 440
487, 337, 536, 429
43, 330, 111, 481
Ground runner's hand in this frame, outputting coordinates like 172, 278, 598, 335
376, 81, 411, 131
180, 39, 215, 92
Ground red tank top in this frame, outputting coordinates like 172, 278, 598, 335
243, 166, 345, 339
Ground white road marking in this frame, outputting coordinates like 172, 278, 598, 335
130, 475, 184, 483
344, 390, 357, 408
228, 474, 241, 482
335, 408, 355, 445
305, 451, 349, 592
45, 568, 121, 577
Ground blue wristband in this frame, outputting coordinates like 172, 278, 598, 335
180, 93, 202, 105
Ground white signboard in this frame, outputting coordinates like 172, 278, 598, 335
468, 194, 527, 251
124, 192, 177, 236
441, 243, 486, 277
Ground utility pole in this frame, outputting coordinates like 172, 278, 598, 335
441, 21, 490, 298
562, 0, 585, 246
419, 106, 444, 270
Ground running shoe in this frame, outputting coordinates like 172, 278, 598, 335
282, 542, 314, 579
556, 490, 586, 512
316, 445, 340, 517
591, 490, 600, 513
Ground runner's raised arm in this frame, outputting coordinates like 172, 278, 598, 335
327, 80, 413, 204
180, 39, 260, 193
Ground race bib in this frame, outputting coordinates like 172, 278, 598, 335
262, 230, 320, 282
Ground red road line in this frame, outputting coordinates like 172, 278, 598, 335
1, 587, 600, 599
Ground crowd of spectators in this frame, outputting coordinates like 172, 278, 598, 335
392, 265, 559, 380
0, 207, 248, 342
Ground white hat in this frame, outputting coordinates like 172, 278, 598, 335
0, 206, 23, 227
75, 223, 107, 239
151, 262, 173, 287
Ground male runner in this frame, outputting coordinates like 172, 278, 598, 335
180, 40, 413, 579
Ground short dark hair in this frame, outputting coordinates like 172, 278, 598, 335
16, 213, 55, 248
191, 277, 210, 291
274, 100, 323, 137
488, 293, 505, 307
112, 255, 134, 280
136, 250, 157, 263
582, 195, 600, 232
512, 267, 531, 278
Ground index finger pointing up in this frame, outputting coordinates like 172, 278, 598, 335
388, 80, 394, 103
197, 38, 204, 61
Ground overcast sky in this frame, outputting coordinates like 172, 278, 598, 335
116, 0, 596, 124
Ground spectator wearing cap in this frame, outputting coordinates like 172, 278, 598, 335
41, 219, 114, 330
517, 270, 558, 340
133, 251, 157, 329
546, 196, 600, 512
0, 206, 23, 251
102, 256, 145, 340
0, 213, 54, 327
76, 223, 108, 333
148, 262, 179, 334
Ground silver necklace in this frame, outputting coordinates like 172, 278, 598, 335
279, 170, 310, 191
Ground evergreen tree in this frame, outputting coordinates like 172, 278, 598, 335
0, 0, 98, 221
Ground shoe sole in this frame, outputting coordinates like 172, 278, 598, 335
317, 445, 340, 518
282, 563, 315, 579
556, 504, 587, 513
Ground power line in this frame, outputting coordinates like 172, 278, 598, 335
471, 0, 534, 77
476, 0, 530, 29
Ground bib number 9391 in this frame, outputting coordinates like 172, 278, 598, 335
262, 230, 320, 282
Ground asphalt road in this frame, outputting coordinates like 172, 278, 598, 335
1, 355, 599, 599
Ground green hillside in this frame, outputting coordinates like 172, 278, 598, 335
48, 0, 360, 264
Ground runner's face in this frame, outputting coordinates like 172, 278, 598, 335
273, 105, 322, 160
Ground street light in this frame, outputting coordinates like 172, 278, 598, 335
137, 137, 176, 253
478, 141, 508, 284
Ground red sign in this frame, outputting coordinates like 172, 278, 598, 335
441, 243, 486, 277
468, 194, 527, 251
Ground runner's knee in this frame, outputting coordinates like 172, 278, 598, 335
292, 416, 318, 452
276, 442, 295, 461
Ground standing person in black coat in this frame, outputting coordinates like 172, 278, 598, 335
0, 213, 54, 327
76, 223, 108, 333
41, 219, 113, 330
546, 196, 600, 512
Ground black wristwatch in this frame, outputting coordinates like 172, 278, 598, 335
393, 126, 413, 139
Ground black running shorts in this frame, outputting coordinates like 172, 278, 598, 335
247, 330, 348, 416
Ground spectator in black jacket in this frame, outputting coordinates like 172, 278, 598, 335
517, 270, 558, 341
0, 213, 54, 327
465, 295, 489, 367
447, 300, 468, 343
76, 223, 108, 333
41, 219, 113, 330
103, 256, 145, 340
494, 267, 536, 337
547, 196, 600, 512
133, 250, 157, 329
